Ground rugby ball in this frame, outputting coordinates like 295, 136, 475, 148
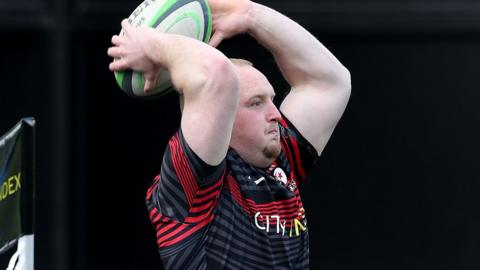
114, 0, 212, 98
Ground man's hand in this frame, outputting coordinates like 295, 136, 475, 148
107, 19, 161, 92
208, 0, 253, 47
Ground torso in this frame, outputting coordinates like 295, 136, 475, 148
204, 149, 309, 269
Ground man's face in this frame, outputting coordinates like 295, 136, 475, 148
230, 64, 282, 168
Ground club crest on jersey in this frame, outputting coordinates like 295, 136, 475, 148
273, 167, 287, 185
287, 179, 297, 192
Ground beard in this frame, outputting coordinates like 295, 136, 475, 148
262, 140, 281, 159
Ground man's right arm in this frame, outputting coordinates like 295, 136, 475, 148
108, 20, 240, 165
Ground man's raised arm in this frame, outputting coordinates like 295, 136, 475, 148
108, 20, 239, 165
209, 0, 351, 155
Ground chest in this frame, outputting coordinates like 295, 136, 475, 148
220, 153, 307, 236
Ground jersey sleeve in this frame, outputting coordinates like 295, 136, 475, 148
279, 113, 319, 183
145, 128, 225, 269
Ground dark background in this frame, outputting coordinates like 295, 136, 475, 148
1, 0, 480, 269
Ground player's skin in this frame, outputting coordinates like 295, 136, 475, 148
108, 0, 351, 168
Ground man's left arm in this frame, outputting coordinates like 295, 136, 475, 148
208, 0, 351, 155
250, 3, 351, 155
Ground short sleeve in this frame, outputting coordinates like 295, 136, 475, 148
145, 129, 225, 269
279, 114, 319, 182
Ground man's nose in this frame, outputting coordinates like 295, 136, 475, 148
267, 101, 282, 122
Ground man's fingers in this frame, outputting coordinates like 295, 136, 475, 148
209, 32, 223, 47
144, 77, 157, 93
109, 59, 126, 71
121, 19, 130, 28
111, 35, 122, 45
107, 46, 123, 58
121, 19, 133, 35
108, 19, 134, 72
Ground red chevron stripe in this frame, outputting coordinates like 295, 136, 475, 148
170, 133, 198, 207
289, 134, 306, 180
146, 174, 160, 200
226, 175, 304, 224
159, 214, 214, 247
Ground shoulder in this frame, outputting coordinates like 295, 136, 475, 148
279, 115, 318, 158
278, 114, 319, 181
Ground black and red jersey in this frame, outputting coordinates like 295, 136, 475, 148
146, 116, 318, 269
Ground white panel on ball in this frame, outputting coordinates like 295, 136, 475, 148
113, 0, 212, 98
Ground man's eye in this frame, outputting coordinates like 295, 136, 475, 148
251, 101, 262, 107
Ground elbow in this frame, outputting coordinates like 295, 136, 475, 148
175, 54, 239, 97
314, 63, 351, 95
207, 56, 238, 83
338, 66, 351, 105
339, 65, 351, 93
329, 65, 351, 105
177, 54, 239, 111
204, 56, 240, 97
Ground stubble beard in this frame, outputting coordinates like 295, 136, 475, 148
262, 140, 281, 160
